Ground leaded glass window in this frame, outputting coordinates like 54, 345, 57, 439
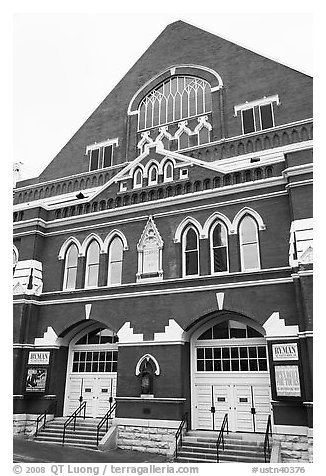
138, 76, 212, 130
196, 345, 267, 372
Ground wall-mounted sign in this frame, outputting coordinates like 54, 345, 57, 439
28, 351, 50, 365
275, 365, 301, 397
26, 368, 48, 393
272, 343, 298, 361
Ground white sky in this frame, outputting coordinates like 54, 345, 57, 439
12, 3, 313, 180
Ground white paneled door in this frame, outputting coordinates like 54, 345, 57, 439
194, 382, 271, 432
65, 375, 116, 418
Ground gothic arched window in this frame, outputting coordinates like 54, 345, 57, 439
239, 216, 260, 271
211, 222, 228, 273
183, 226, 199, 276
85, 240, 100, 287
138, 76, 212, 130
108, 237, 124, 286
63, 243, 78, 290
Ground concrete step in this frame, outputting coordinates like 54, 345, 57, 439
180, 445, 264, 456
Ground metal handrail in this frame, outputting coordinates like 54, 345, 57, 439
174, 412, 188, 459
96, 401, 117, 446
216, 413, 229, 463
264, 415, 272, 462
62, 401, 87, 445
35, 400, 57, 436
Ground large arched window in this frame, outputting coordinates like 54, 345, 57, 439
138, 76, 212, 130
211, 222, 228, 273
183, 227, 199, 276
85, 240, 100, 287
63, 243, 78, 290
239, 216, 260, 271
108, 237, 123, 286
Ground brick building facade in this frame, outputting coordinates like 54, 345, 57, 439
13, 21, 313, 461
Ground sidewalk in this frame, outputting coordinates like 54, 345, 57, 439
13, 437, 169, 464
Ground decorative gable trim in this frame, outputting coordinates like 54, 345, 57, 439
136, 216, 164, 283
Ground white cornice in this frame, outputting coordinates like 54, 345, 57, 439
14, 162, 128, 192
13, 189, 288, 238
282, 163, 313, 178
285, 179, 313, 189
13, 274, 293, 306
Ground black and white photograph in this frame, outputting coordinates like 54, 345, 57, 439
10, 1, 315, 473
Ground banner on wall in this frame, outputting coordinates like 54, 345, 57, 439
275, 365, 301, 397
26, 368, 48, 392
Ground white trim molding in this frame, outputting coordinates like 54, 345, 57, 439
174, 216, 204, 243
234, 95, 280, 116
103, 229, 129, 252
80, 233, 104, 256
202, 211, 233, 237
231, 206, 266, 234
58, 236, 82, 260
135, 354, 160, 376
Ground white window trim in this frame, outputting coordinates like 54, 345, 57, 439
107, 237, 123, 287
180, 168, 189, 180
234, 95, 280, 116
63, 243, 78, 290
86, 138, 118, 172
163, 162, 174, 183
241, 107, 256, 135
259, 103, 275, 131
84, 241, 100, 288
239, 217, 261, 272
182, 226, 200, 278
148, 165, 159, 185
133, 169, 143, 189
210, 222, 229, 275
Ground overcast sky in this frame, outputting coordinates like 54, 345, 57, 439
13, 6, 313, 180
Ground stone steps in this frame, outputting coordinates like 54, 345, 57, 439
175, 431, 268, 463
34, 417, 108, 449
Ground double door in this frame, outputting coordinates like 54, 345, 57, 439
195, 383, 270, 432
65, 375, 116, 418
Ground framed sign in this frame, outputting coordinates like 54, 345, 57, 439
26, 368, 48, 393
28, 351, 50, 365
272, 343, 298, 361
275, 365, 301, 397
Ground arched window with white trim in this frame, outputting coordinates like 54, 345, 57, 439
108, 237, 123, 285
133, 168, 143, 189
239, 216, 260, 271
210, 222, 228, 273
163, 161, 173, 182
63, 243, 78, 290
13, 246, 18, 273
183, 226, 199, 276
85, 240, 100, 287
148, 164, 158, 185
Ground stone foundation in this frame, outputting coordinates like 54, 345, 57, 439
13, 414, 54, 437
273, 434, 313, 463
117, 424, 180, 457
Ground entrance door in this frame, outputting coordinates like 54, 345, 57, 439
65, 375, 116, 418
194, 383, 270, 432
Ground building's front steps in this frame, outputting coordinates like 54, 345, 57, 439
33, 417, 106, 450
175, 431, 267, 463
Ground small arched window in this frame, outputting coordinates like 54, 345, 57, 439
108, 237, 123, 286
148, 164, 158, 185
134, 168, 143, 189
85, 240, 100, 287
183, 227, 199, 276
163, 161, 173, 182
211, 222, 228, 273
63, 243, 78, 290
239, 216, 260, 271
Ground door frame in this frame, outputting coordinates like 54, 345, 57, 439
190, 317, 272, 432
63, 323, 118, 417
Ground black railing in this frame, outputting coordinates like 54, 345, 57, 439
62, 401, 87, 445
35, 400, 57, 437
96, 401, 117, 447
216, 413, 229, 463
174, 412, 189, 459
264, 415, 272, 462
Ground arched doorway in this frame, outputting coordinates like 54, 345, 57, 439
190, 314, 271, 433
63, 323, 118, 418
